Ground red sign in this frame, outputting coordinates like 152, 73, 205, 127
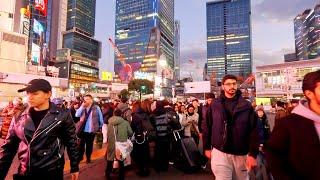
35, 0, 48, 16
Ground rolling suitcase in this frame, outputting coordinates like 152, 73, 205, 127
173, 131, 207, 173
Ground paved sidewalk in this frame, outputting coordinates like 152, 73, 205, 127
64, 145, 107, 174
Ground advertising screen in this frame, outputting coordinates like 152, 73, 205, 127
33, 19, 44, 35
101, 71, 113, 81
35, 0, 48, 16
115, 62, 141, 82
31, 43, 40, 64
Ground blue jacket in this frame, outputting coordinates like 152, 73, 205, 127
75, 105, 103, 133
207, 91, 259, 157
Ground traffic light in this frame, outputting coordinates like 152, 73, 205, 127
141, 85, 146, 93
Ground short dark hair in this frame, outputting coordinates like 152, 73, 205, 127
192, 99, 198, 102
302, 70, 320, 93
187, 104, 194, 109
114, 109, 122, 116
84, 94, 93, 99
121, 97, 128, 103
205, 93, 215, 99
222, 74, 237, 85
276, 101, 285, 108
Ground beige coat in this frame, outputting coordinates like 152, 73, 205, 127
181, 113, 199, 137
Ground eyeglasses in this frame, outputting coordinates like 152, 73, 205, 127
223, 82, 237, 86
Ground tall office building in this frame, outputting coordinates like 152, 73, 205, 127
114, 0, 175, 93
206, 0, 252, 81
294, 4, 320, 60
47, 0, 67, 60
56, 0, 101, 88
174, 20, 181, 82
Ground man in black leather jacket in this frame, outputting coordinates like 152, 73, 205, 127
0, 79, 79, 180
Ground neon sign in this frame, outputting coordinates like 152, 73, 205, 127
35, 0, 48, 16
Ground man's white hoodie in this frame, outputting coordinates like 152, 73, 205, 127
292, 99, 320, 141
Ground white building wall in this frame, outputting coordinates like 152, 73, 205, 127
57, 0, 68, 50
0, 31, 27, 74
0, 0, 15, 32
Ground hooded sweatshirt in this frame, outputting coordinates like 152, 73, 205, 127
116, 102, 132, 121
292, 99, 320, 141
106, 116, 133, 161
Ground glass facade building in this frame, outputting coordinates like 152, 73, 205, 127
66, 0, 96, 37
294, 4, 320, 60
174, 20, 181, 81
206, 0, 252, 81
114, 0, 175, 85
63, 32, 101, 61
61, 0, 101, 87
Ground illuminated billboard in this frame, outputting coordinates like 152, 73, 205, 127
115, 62, 141, 82
35, 0, 48, 16
101, 71, 113, 81
31, 43, 40, 64
33, 19, 44, 35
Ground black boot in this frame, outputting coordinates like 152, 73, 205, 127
105, 161, 113, 179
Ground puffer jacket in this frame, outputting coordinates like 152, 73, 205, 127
151, 107, 181, 139
0, 103, 79, 179
206, 91, 259, 157
106, 116, 133, 161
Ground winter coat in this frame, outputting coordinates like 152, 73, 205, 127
75, 105, 103, 133
106, 116, 133, 161
265, 100, 320, 180
181, 113, 199, 137
257, 117, 270, 145
201, 104, 212, 150
274, 107, 287, 126
116, 103, 132, 122
1, 104, 24, 139
0, 103, 79, 179
70, 107, 80, 123
151, 107, 181, 140
102, 106, 113, 124
205, 91, 259, 157
131, 108, 155, 140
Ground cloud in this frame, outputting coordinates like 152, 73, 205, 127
253, 0, 316, 23
252, 47, 295, 70
178, 38, 207, 81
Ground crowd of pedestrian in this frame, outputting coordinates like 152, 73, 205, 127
0, 70, 319, 180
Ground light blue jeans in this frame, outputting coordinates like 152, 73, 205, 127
211, 148, 249, 180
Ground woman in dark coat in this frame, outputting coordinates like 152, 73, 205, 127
131, 100, 154, 176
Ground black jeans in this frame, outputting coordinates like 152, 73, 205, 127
154, 139, 170, 172
133, 141, 150, 175
79, 132, 96, 162
105, 160, 124, 180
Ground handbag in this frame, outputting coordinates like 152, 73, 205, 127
113, 125, 133, 161
94, 131, 103, 149
75, 106, 93, 135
